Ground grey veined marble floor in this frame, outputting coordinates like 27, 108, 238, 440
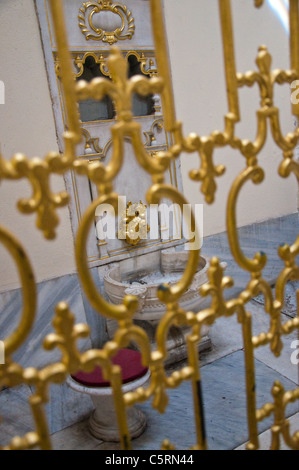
50, 309, 299, 451
0, 213, 299, 450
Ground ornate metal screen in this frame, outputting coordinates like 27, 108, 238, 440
0, 0, 299, 450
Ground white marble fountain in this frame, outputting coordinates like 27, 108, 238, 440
85, 115, 213, 366
103, 247, 211, 366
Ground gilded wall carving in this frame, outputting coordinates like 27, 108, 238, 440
78, 0, 135, 45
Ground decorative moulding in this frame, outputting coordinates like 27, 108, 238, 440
78, 0, 135, 45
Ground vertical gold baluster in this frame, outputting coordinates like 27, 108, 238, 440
30, 396, 52, 451
150, 0, 177, 132
242, 311, 259, 450
187, 333, 207, 451
290, 0, 299, 119
111, 372, 132, 450
297, 291, 299, 391
48, 0, 81, 142
219, 0, 240, 121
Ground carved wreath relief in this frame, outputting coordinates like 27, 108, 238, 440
78, 0, 135, 45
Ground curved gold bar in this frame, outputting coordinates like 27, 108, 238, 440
247, 277, 274, 314
278, 236, 299, 265
130, 123, 171, 174
270, 108, 299, 152
156, 306, 186, 357
1, 226, 37, 356
276, 266, 299, 306
231, 109, 268, 158
227, 166, 267, 273
113, 324, 152, 367
282, 423, 299, 450
146, 184, 200, 303
76, 194, 138, 321
102, 124, 125, 183
279, 154, 299, 180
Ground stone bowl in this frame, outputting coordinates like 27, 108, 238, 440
104, 253, 209, 321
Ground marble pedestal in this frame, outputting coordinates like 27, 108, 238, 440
67, 370, 150, 442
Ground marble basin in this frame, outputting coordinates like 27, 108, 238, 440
103, 249, 211, 365
104, 253, 209, 321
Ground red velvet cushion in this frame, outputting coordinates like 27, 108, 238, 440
71, 349, 148, 388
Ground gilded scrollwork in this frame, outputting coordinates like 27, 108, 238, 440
78, 0, 135, 45
74, 52, 110, 78
127, 51, 158, 77
150, 0, 299, 205
55, 51, 157, 80
81, 128, 104, 156
0, 150, 72, 240
144, 118, 164, 147
256, 382, 299, 450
